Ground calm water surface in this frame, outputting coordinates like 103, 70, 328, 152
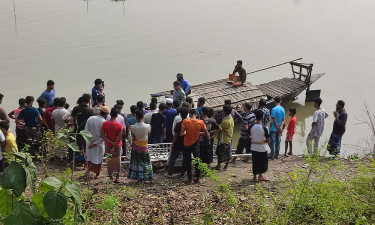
1, 0, 375, 156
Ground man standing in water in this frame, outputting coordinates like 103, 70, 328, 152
176, 73, 191, 96
39, 80, 55, 107
327, 100, 347, 157
232, 60, 247, 86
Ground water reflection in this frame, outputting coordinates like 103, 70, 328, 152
12, 0, 17, 36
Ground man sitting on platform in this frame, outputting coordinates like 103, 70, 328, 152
232, 60, 247, 86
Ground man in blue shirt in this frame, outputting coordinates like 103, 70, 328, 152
176, 73, 191, 96
39, 80, 55, 107
17, 96, 43, 155
92, 79, 105, 107
163, 98, 177, 143
269, 96, 285, 159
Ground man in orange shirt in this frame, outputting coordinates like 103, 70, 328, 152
180, 109, 209, 184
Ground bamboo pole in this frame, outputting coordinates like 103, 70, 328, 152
246, 58, 302, 75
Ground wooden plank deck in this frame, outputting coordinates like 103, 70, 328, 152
257, 77, 306, 99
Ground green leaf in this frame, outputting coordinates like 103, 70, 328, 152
4, 201, 38, 225
41, 177, 62, 190
43, 191, 68, 219
14, 152, 37, 193
31, 193, 45, 216
68, 142, 80, 152
57, 132, 66, 139
80, 130, 93, 142
65, 183, 82, 206
0, 187, 13, 216
1, 161, 27, 197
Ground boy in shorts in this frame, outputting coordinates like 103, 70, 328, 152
283, 108, 297, 156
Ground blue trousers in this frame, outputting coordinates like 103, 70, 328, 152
270, 131, 281, 157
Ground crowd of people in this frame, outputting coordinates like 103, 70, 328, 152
0, 70, 348, 184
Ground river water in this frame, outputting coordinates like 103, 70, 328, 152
1, 0, 374, 157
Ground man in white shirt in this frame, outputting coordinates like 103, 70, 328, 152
85, 106, 109, 179
306, 98, 329, 155
144, 102, 157, 124
51, 97, 69, 134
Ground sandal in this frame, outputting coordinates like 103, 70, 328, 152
258, 176, 270, 182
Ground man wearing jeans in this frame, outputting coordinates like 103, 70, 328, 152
269, 96, 285, 159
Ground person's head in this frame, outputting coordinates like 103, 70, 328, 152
64, 103, 70, 110
173, 100, 180, 109
47, 80, 55, 90
336, 100, 345, 111
254, 109, 264, 121
136, 101, 144, 110
0, 121, 10, 133
150, 102, 157, 111
180, 107, 189, 120
158, 103, 166, 112
100, 106, 110, 118
197, 97, 206, 107
0, 93, 3, 104
181, 102, 190, 108
223, 105, 232, 116
236, 60, 243, 67
130, 105, 138, 115
76, 97, 83, 105
18, 98, 26, 108
81, 94, 91, 105
201, 107, 209, 117
274, 96, 282, 104
208, 108, 214, 118
97, 95, 105, 104
52, 97, 60, 107
176, 73, 184, 82
173, 81, 181, 90
166, 98, 173, 108
224, 99, 232, 105
114, 104, 122, 111
314, 97, 323, 108
94, 79, 104, 88
189, 109, 197, 119
259, 99, 267, 108
116, 100, 124, 106
110, 108, 119, 118
151, 97, 158, 104
186, 97, 193, 109
58, 97, 66, 108
26, 96, 35, 106
37, 97, 45, 108
243, 102, 252, 112
135, 110, 144, 121
289, 108, 296, 117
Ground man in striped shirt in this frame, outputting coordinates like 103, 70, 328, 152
230, 102, 255, 163
258, 99, 270, 127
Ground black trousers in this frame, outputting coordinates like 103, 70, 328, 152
183, 141, 201, 180
235, 138, 251, 154
199, 144, 210, 165
168, 148, 182, 175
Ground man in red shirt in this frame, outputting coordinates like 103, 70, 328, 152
101, 108, 123, 183
180, 109, 209, 184
43, 98, 59, 133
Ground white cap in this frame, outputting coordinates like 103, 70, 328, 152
166, 98, 173, 104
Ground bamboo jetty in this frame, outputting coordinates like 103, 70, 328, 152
151, 58, 325, 111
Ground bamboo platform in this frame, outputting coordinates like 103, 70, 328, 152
150, 61, 325, 111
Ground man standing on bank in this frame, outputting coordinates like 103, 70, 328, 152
232, 60, 247, 86
327, 100, 347, 157
176, 73, 191, 96
269, 96, 285, 159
